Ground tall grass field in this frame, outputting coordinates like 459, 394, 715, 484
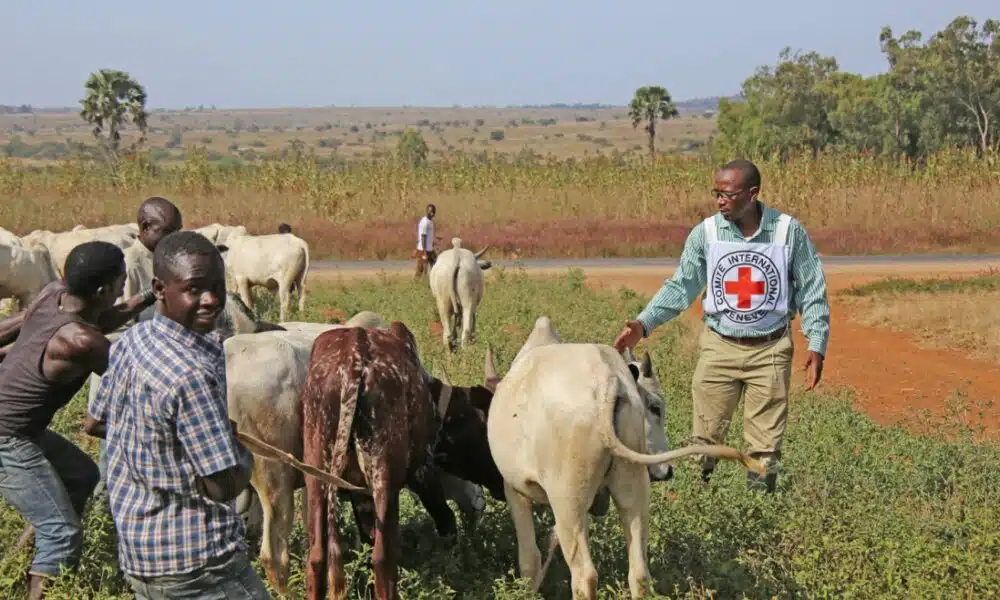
2, 147, 999, 259
0, 270, 997, 599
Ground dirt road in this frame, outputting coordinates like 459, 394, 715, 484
310, 255, 1000, 439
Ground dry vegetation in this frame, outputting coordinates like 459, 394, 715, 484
840, 272, 1000, 362
0, 106, 716, 164
2, 107, 999, 260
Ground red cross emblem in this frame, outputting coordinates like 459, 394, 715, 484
724, 266, 766, 309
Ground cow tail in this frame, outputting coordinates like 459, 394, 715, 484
331, 358, 364, 469
450, 261, 461, 316
600, 375, 765, 472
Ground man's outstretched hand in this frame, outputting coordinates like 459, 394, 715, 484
803, 351, 824, 391
613, 320, 644, 353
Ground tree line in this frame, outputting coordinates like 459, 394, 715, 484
60, 14, 1000, 166
712, 15, 1000, 161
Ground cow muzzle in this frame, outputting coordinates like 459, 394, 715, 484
649, 464, 674, 482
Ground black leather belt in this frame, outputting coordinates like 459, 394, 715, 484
714, 325, 787, 346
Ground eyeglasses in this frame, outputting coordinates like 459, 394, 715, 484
711, 188, 744, 200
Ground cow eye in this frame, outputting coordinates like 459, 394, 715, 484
648, 405, 662, 418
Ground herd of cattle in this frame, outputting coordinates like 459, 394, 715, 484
0, 221, 309, 321
0, 222, 762, 600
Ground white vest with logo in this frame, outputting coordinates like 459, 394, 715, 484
701, 213, 792, 332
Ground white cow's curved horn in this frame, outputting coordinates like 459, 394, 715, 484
474, 245, 490, 259
623, 347, 636, 362
440, 365, 453, 386
485, 345, 497, 380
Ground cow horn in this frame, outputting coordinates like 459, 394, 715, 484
622, 347, 636, 363
484, 345, 497, 380
474, 245, 491, 259
440, 365, 453, 386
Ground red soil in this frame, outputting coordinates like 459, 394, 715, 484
586, 269, 1000, 441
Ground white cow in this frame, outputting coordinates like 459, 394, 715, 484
0, 227, 21, 247
0, 243, 60, 311
0, 229, 24, 313
216, 230, 309, 322
193, 223, 247, 246
428, 237, 491, 351
486, 319, 763, 599
22, 226, 137, 278
225, 312, 485, 595
70, 222, 139, 238
275, 310, 382, 335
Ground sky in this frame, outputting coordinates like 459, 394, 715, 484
2, 0, 996, 109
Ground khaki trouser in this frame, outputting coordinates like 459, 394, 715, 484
691, 324, 794, 474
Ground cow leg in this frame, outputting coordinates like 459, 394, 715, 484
277, 280, 291, 322
237, 277, 254, 312
407, 469, 458, 537
256, 465, 296, 596
608, 462, 653, 599
371, 478, 401, 600
549, 492, 599, 600
434, 296, 454, 351
450, 308, 461, 351
297, 273, 307, 313
505, 482, 543, 587
461, 303, 475, 348
304, 474, 328, 600
350, 493, 376, 547
326, 487, 349, 600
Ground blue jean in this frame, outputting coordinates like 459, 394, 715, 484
124, 550, 272, 599
0, 431, 100, 577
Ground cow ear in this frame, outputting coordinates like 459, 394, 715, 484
440, 365, 453, 387
216, 244, 229, 254
627, 363, 640, 381
641, 352, 653, 378
485, 375, 502, 393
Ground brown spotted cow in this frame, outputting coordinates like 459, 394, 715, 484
301, 322, 459, 600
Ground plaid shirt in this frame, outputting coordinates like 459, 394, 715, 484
88, 312, 246, 578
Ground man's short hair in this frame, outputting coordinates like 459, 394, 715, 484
278, 223, 292, 234
723, 159, 761, 189
426, 203, 436, 210
153, 230, 223, 282
64, 241, 125, 297
138, 196, 182, 224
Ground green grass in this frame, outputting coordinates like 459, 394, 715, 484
1, 269, 999, 599
839, 270, 1000, 297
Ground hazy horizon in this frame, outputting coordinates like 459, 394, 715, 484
3, 1, 996, 109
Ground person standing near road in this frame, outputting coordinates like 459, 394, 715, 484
0, 241, 157, 599
414, 203, 437, 278
613, 159, 830, 494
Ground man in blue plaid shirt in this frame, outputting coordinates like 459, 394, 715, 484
84, 231, 270, 599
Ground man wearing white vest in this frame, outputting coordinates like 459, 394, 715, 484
613, 159, 829, 494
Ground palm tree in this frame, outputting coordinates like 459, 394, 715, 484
628, 85, 680, 159
79, 69, 149, 157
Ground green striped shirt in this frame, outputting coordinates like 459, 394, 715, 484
636, 201, 831, 356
